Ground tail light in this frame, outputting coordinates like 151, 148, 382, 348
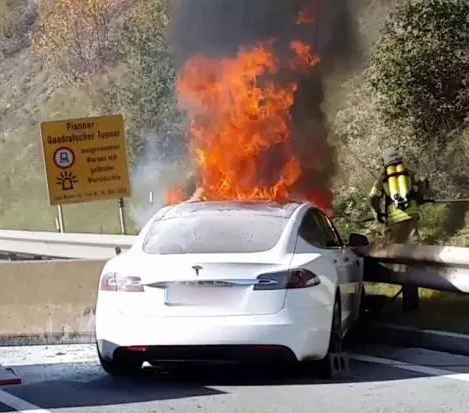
253, 269, 320, 291
100, 273, 144, 292
124, 346, 148, 352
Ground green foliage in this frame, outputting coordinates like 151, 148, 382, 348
0, 1, 21, 41
330, 0, 469, 245
4, 0, 469, 248
0, 0, 28, 56
99, 0, 184, 163
333, 184, 384, 242
368, 0, 469, 139
32, 0, 129, 84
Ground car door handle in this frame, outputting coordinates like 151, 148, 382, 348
343, 256, 349, 262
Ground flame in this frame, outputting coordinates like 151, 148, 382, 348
176, 41, 304, 202
165, 188, 185, 205
169, 35, 327, 210
290, 41, 321, 69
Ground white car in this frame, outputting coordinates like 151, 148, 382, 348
95, 200, 368, 375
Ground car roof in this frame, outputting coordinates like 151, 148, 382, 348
157, 200, 307, 220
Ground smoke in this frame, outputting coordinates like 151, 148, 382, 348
169, 0, 359, 208
129, 134, 190, 229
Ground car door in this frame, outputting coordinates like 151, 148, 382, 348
294, 208, 350, 329
327, 217, 364, 322
322, 213, 364, 322
309, 208, 356, 329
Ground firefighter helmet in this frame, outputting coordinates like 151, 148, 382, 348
381, 147, 403, 167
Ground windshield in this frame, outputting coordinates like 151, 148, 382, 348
142, 213, 288, 254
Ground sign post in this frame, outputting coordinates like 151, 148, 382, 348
57, 205, 65, 233
40, 114, 131, 233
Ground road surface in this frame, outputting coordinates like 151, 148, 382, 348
1, 344, 469, 412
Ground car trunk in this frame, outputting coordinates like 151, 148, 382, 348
120, 253, 292, 317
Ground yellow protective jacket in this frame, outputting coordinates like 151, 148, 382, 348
369, 168, 425, 224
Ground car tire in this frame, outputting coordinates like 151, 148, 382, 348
299, 293, 343, 377
96, 344, 143, 377
327, 293, 342, 354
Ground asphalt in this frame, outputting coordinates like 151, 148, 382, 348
0, 404, 12, 413
1, 344, 469, 412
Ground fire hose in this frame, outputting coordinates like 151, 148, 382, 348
334, 198, 469, 224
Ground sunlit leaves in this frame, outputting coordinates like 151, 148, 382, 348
32, 0, 129, 84
369, 0, 469, 140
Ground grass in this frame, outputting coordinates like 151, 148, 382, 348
366, 282, 469, 334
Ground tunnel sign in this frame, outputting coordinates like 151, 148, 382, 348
40, 114, 131, 206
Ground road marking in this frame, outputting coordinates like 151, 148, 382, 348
375, 322, 469, 339
352, 353, 469, 383
0, 389, 53, 413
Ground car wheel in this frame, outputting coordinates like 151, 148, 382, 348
327, 294, 342, 354
298, 294, 343, 376
96, 344, 143, 376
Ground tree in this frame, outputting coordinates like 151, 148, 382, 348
99, 0, 183, 162
368, 0, 469, 140
0, 1, 21, 41
32, 0, 130, 84
0, 0, 29, 56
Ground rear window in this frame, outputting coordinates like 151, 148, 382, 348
142, 213, 288, 254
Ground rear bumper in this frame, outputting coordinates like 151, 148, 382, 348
104, 343, 298, 365
96, 305, 333, 362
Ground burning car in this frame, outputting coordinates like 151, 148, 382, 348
94, 199, 368, 375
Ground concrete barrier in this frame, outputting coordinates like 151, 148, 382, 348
0, 259, 106, 345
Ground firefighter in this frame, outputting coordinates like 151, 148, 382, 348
368, 147, 429, 312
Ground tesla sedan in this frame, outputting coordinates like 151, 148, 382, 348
94, 200, 368, 375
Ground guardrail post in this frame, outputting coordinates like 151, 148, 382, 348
402, 285, 419, 313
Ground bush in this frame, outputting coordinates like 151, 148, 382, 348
32, 0, 130, 84
98, 0, 184, 162
0, 0, 27, 55
368, 0, 469, 140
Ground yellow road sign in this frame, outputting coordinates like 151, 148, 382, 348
40, 114, 131, 206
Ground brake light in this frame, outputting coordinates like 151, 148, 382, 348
124, 346, 148, 352
100, 273, 144, 292
253, 269, 320, 290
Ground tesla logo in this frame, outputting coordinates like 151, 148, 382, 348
192, 265, 203, 276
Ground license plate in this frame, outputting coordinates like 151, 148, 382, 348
164, 285, 197, 305
164, 284, 240, 306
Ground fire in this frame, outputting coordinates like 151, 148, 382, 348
169, 34, 327, 210
175, 41, 304, 202
165, 188, 185, 205
297, 6, 316, 25
290, 41, 321, 69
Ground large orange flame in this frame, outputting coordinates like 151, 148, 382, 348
168, 38, 324, 208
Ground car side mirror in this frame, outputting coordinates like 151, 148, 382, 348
348, 233, 369, 247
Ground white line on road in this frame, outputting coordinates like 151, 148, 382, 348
351, 354, 469, 383
0, 389, 53, 413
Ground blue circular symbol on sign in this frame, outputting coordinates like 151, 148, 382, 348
54, 147, 75, 169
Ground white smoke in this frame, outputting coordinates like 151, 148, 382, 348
128, 134, 191, 230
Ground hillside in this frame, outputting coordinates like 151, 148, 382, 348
0, 0, 468, 245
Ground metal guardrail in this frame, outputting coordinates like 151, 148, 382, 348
0, 230, 468, 295
0, 230, 135, 260
360, 244, 469, 295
